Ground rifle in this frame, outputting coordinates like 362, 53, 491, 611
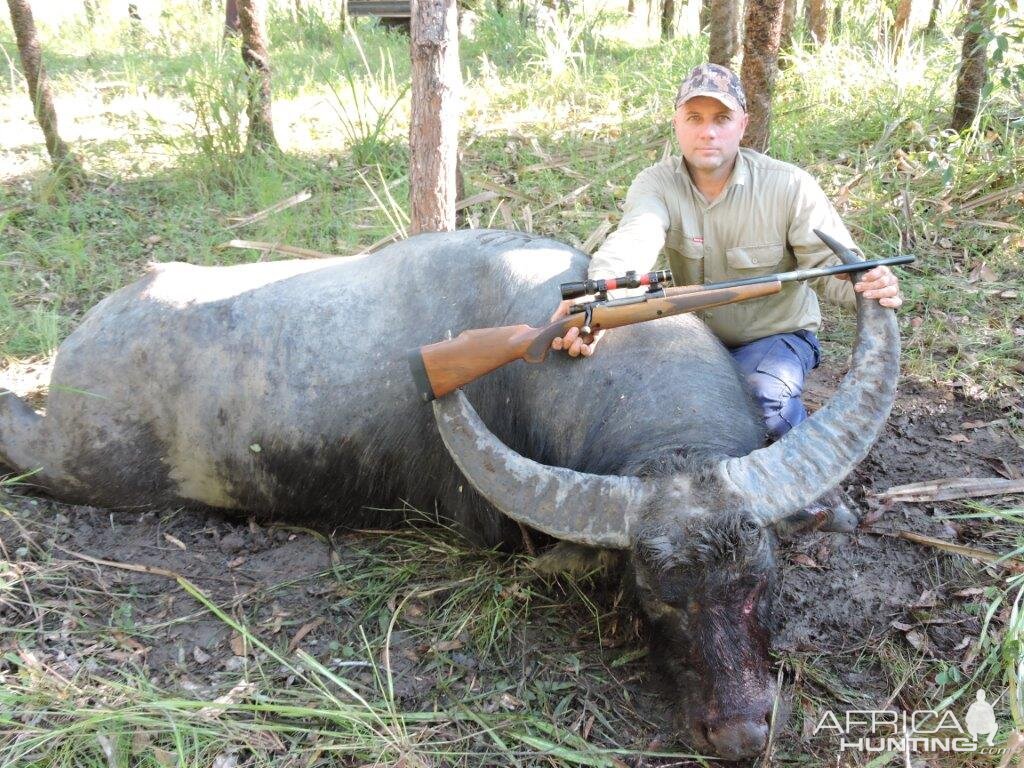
409, 230, 914, 402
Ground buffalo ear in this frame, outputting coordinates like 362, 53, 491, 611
531, 542, 625, 576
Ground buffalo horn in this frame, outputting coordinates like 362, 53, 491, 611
433, 390, 648, 548
716, 243, 901, 526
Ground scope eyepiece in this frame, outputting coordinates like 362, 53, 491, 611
559, 269, 674, 300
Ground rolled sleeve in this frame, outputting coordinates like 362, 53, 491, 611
588, 167, 671, 280
787, 171, 858, 309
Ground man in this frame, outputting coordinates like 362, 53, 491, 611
553, 63, 902, 445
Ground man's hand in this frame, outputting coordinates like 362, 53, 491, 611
549, 299, 605, 358
838, 265, 903, 309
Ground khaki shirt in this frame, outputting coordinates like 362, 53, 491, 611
589, 148, 858, 347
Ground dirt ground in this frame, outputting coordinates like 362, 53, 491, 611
2, 362, 1023, 765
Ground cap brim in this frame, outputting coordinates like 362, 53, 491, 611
675, 89, 742, 112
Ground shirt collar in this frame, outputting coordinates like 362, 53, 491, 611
674, 149, 750, 194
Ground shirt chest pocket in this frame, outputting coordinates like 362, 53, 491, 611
725, 243, 785, 276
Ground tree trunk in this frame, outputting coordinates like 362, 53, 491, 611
224, 0, 240, 36
740, 0, 784, 153
808, 0, 828, 44
698, 0, 712, 30
6, 0, 82, 177
708, 0, 739, 69
925, 0, 940, 32
893, 0, 913, 54
627, 0, 635, 16
237, 0, 278, 153
660, 0, 675, 38
780, 0, 797, 50
950, 0, 989, 131
410, 0, 460, 234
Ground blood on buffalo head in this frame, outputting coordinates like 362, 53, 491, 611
431, 250, 900, 760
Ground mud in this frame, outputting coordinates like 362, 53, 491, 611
1, 364, 1022, 763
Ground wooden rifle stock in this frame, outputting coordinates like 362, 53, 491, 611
409, 280, 781, 402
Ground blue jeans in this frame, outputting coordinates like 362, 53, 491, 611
729, 330, 821, 442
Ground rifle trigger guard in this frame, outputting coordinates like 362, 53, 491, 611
581, 305, 594, 336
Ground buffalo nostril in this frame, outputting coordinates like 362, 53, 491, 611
706, 719, 769, 760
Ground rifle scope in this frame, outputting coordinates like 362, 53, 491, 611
560, 269, 673, 300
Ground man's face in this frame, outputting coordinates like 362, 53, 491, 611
672, 95, 749, 173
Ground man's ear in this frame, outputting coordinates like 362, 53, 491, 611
739, 111, 750, 135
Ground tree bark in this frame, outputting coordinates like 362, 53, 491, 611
951, 0, 989, 131
740, 0, 784, 153
660, 0, 675, 38
410, 0, 460, 234
893, 0, 913, 54
6, 0, 82, 176
236, 0, 278, 153
808, 0, 828, 44
780, 0, 797, 51
224, 0, 240, 36
708, 0, 739, 69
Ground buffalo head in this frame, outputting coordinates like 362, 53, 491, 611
431, 255, 900, 759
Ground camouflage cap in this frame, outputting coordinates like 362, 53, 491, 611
674, 63, 747, 113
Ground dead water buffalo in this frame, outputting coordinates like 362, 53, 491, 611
0, 229, 899, 759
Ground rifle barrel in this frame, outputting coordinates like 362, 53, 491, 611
695, 255, 915, 292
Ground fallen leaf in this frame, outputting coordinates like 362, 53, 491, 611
1000, 290, 1019, 299
905, 629, 933, 654
791, 553, 819, 568
248, 730, 286, 752
227, 556, 246, 568
163, 533, 186, 551
111, 631, 148, 654
229, 633, 247, 657
288, 617, 325, 654
193, 646, 211, 664
942, 433, 970, 443
430, 639, 464, 653
954, 587, 987, 598
912, 589, 938, 608
499, 692, 524, 710
211, 752, 238, 768
131, 731, 151, 754
152, 748, 176, 768
968, 263, 997, 283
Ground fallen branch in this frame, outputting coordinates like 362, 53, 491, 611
456, 190, 500, 210
216, 239, 343, 259
877, 530, 1024, 573
53, 543, 183, 579
581, 218, 613, 255
226, 189, 312, 230
872, 477, 1024, 503
357, 231, 403, 255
